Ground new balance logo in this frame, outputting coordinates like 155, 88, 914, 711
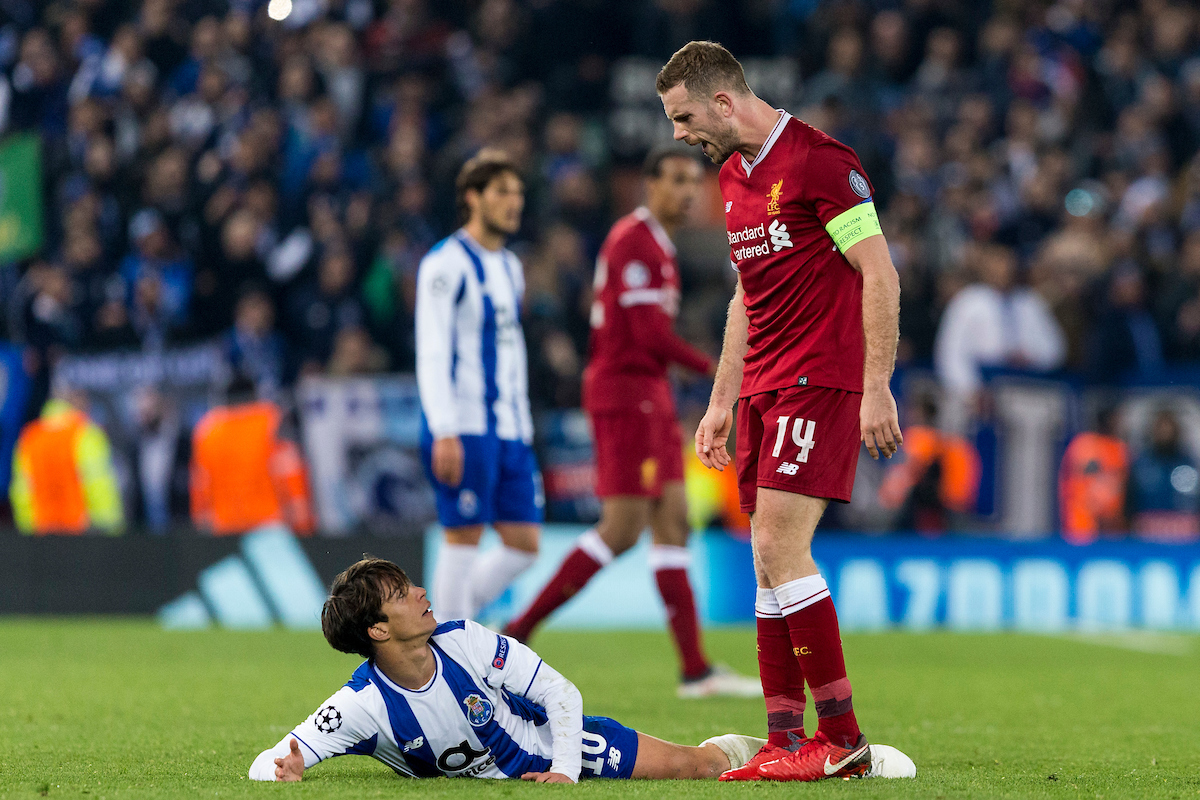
776, 462, 799, 475
607, 747, 622, 772
769, 219, 793, 251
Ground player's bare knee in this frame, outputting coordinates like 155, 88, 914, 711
444, 526, 485, 546
597, 521, 640, 555
495, 523, 539, 553
648, 512, 689, 547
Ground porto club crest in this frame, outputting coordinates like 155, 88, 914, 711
462, 693, 494, 727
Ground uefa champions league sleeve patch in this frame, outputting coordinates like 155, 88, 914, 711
315, 705, 343, 733
848, 170, 871, 199
492, 636, 509, 669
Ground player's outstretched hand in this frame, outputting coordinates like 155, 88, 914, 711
274, 738, 305, 782
695, 405, 733, 471
432, 436, 465, 487
520, 772, 576, 783
860, 385, 903, 460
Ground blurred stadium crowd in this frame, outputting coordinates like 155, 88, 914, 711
0, 0, 1198, 536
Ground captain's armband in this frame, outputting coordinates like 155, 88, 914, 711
825, 201, 882, 252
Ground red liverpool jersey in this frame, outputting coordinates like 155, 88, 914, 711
720, 112, 880, 398
583, 207, 713, 413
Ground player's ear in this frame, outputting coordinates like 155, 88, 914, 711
368, 622, 389, 642
713, 91, 735, 118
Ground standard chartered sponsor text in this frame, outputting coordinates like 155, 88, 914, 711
727, 222, 765, 244
729, 222, 770, 260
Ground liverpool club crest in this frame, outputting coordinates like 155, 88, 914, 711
767, 179, 783, 216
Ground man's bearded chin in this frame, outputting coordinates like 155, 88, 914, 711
704, 119, 739, 165
485, 212, 517, 237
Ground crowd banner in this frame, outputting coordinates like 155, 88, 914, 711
0, 133, 43, 262
535, 409, 600, 524
54, 344, 227, 394
298, 375, 435, 535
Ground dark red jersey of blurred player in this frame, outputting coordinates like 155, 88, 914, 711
719, 112, 876, 398
582, 207, 712, 413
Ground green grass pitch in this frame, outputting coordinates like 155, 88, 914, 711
1, 620, 1199, 799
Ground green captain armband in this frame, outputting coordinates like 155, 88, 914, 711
825, 201, 882, 252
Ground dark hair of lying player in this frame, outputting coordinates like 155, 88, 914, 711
322, 557, 413, 658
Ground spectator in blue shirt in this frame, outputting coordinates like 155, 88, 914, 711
1127, 406, 1200, 542
120, 208, 194, 347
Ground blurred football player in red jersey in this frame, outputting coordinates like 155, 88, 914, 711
504, 147, 759, 699
658, 42, 905, 782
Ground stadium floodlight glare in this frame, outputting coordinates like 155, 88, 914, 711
267, 0, 292, 21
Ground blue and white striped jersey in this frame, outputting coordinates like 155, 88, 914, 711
416, 230, 534, 443
249, 621, 583, 781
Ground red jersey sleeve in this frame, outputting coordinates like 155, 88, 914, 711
606, 232, 712, 374
606, 233, 663, 301
802, 142, 876, 227
625, 306, 714, 374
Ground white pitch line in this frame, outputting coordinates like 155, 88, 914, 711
1052, 631, 1196, 656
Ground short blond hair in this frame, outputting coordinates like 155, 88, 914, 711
656, 41, 751, 98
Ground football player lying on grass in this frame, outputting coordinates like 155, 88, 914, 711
249, 558, 915, 783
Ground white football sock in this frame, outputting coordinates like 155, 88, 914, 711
577, 528, 615, 565
432, 542, 478, 621
648, 544, 691, 571
773, 574, 830, 617
469, 545, 539, 614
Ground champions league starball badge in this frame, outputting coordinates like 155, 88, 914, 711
315, 705, 343, 733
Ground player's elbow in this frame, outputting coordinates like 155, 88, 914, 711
554, 678, 584, 718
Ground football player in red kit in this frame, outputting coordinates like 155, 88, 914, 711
504, 148, 759, 699
657, 42, 905, 782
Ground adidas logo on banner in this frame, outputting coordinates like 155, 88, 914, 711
157, 525, 327, 631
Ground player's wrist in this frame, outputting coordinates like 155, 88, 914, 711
862, 377, 892, 393
548, 766, 580, 783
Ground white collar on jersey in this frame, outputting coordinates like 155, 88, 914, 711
740, 110, 792, 178
371, 649, 441, 695
632, 206, 676, 258
456, 227, 506, 257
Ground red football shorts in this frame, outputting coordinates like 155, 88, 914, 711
590, 400, 684, 498
735, 385, 862, 512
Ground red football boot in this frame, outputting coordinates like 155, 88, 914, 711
718, 742, 796, 782
757, 732, 871, 782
